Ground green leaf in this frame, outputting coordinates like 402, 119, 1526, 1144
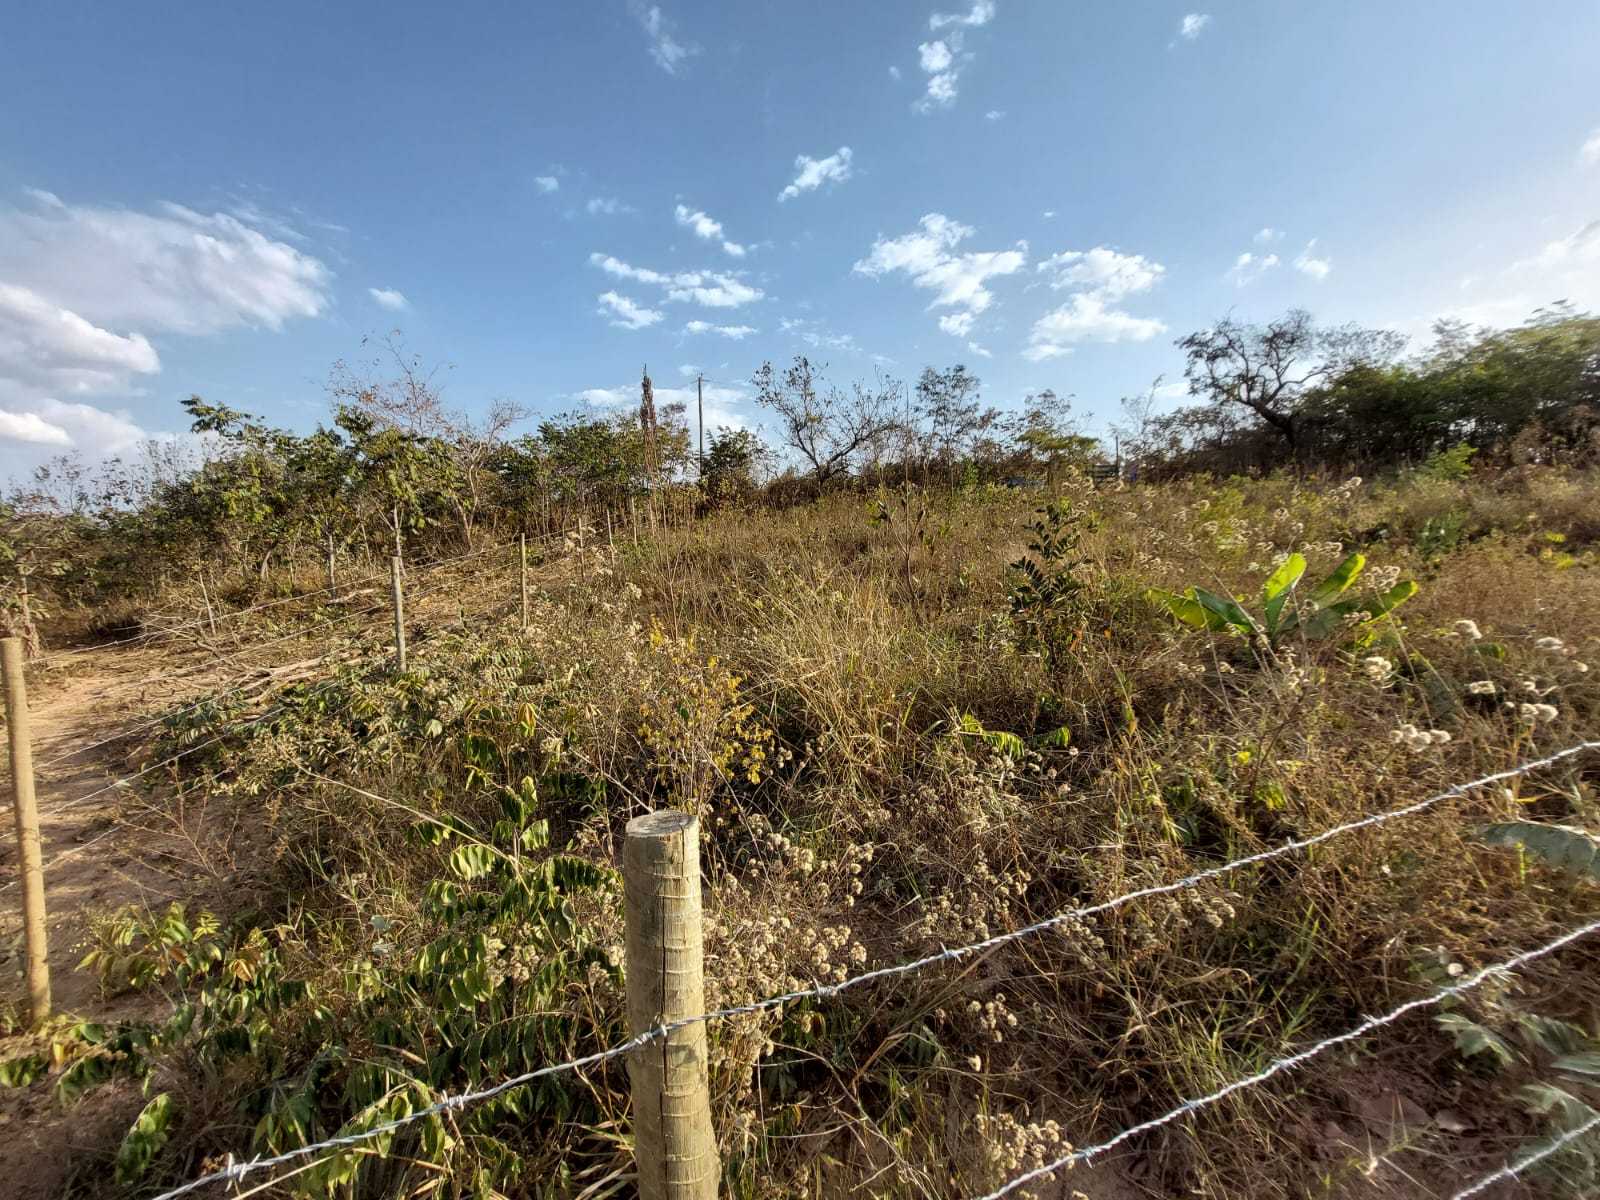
1192, 588, 1258, 634
1305, 552, 1366, 607
1262, 554, 1306, 633
1436, 1013, 1517, 1068
1146, 587, 1225, 631
1027, 725, 1072, 750
1478, 821, 1600, 880
1552, 1052, 1600, 1079
449, 843, 499, 881
114, 1093, 175, 1184
956, 713, 1025, 759
0, 1053, 47, 1088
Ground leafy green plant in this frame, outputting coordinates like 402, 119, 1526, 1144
1477, 821, 1600, 882
1008, 498, 1092, 664
1146, 551, 1418, 646
1420, 442, 1478, 482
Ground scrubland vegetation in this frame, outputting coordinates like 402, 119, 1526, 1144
1, 308, 1599, 1198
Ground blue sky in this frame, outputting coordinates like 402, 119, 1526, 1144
2, 1, 1597, 481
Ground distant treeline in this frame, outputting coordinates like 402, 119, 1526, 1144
2, 307, 1595, 640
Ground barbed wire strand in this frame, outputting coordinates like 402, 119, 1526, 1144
33, 539, 532, 771
1450, 1111, 1600, 1200
143, 744, 1600, 1199
974, 915, 1600, 1200
31, 535, 530, 667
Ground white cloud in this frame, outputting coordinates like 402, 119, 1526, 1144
684, 320, 757, 339
1580, 128, 1600, 167
1036, 247, 1164, 300
888, 65, 903, 80
587, 195, 634, 216
1026, 293, 1166, 360
596, 291, 664, 330
1227, 251, 1280, 286
1178, 13, 1212, 40
929, 1, 996, 30
779, 316, 859, 353
675, 204, 745, 257
588, 253, 764, 309
1427, 217, 1600, 332
0, 283, 160, 398
919, 40, 954, 72
534, 176, 560, 194
779, 147, 853, 202
1254, 226, 1283, 244
0, 194, 332, 335
938, 312, 976, 337
854, 213, 1026, 340
985, 109, 1006, 121
966, 340, 992, 358
369, 287, 409, 311
919, 73, 959, 110
1293, 239, 1332, 280
0, 410, 71, 446
631, 2, 699, 75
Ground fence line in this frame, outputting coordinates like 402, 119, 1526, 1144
1450, 1111, 1600, 1199
139, 743, 1600, 1199
33, 547, 506, 772
32, 536, 527, 668
0, 587, 533, 895
974, 915, 1600, 1200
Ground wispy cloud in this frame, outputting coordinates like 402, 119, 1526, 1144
778, 147, 853, 202
929, 1, 996, 31
596, 290, 664, 330
587, 195, 635, 216
630, 2, 699, 75
1178, 13, 1212, 40
854, 213, 1026, 340
1581, 128, 1600, 167
1226, 251, 1280, 286
589, 253, 764, 308
1293, 239, 1332, 281
1254, 226, 1284, 244
684, 319, 757, 339
368, 287, 409, 311
675, 204, 745, 257
534, 176, 560, 194
1026, 244, 1166, 360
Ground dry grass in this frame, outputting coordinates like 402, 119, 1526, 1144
6, 465, 1599, 1198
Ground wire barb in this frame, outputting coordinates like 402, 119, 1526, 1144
143, 742, 1599, 1198
1450, 1111, 1600, 1199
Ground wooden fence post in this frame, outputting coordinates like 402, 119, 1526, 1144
624, 810, 719, 1200
390, 555, 407, 671
2, 636, 51, 1026
519, 533, 530, 630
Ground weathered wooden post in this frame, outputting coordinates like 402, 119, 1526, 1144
623, 811, 719, 1200
389, 555, 407, 671
2, 636, 51, 1026
519, 533, 530, 630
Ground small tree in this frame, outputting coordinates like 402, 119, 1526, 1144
751, 357, 900, 486
1178, 310, 1403, 455
701, 427, 770, 504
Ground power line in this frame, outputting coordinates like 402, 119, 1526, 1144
139, 744, 1600, 1198
974, 915, 1600, 1200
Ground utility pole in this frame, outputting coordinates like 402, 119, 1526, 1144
696, 373, 705, 480
2, 637, 51, 1026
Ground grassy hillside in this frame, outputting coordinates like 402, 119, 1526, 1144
4, 464, 1600, 1199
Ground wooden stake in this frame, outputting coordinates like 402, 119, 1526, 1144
624, 811, 719, 1200
2, 637, 50, 1026
390, 555, 407, 671
519, 533, 530, 629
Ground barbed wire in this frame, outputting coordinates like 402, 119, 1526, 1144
975, 914, 1600, 1199
32, 543, 514, 772
30, 535, 533, 668
1450, 1111, 1600, 1199
141, 743, 1600, 1198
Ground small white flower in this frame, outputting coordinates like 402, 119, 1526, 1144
1429, 730, 1452, 744
1466, 680, 1497, 695
1534, 636, 1565, 652
1363, 655, 1394, 682
1453, 619, 1483, 641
